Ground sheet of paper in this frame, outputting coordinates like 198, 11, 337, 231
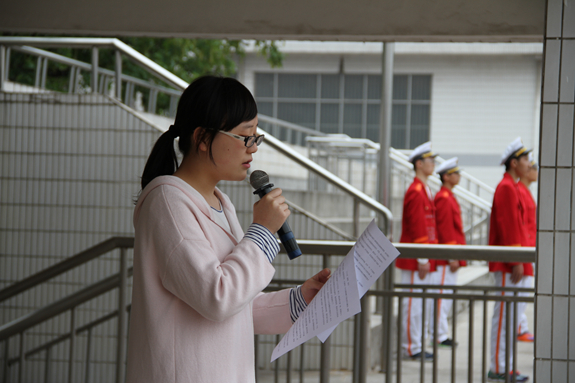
271, 220, 400, 361
316, 220, 401, 342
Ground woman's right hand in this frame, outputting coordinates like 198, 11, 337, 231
253, 188, 291, 233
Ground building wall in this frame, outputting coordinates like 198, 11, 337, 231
240, 43, 542, 193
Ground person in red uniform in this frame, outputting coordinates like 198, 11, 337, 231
488, 137, 532, 383
515, 152, 538, 343
397, 141, 438, 361
433, 157, 467, 347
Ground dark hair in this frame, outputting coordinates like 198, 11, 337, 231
139, 76, 258, 190
504, 151, 529, 172
439, 172, 447, 184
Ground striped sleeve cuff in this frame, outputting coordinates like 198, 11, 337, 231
289, 286, 308, 323
244, 223, 280, 263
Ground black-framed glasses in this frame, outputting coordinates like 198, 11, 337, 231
219, 130, 265, 148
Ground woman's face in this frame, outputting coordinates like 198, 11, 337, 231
208, 116, 260, 182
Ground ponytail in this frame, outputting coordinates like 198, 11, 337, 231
140, 125, 181, 190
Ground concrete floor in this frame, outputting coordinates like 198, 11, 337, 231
257, 300, 535, 383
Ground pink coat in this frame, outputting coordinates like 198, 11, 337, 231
126, 176, 292, 383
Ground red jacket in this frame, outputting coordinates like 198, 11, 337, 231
396, 177, 437, 271
488, 173, 533, 276
518, 182, 537, 247
434, 186, 467, 267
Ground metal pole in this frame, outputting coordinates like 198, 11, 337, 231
115, 50, 122, 100
68, 307, 76, 383
85, 329, 92, 383
116, 248, 128, 383
358, 296, 370, 383
378, 43, 395, 382
91, 47, 99, 93
0, 45, 5, 91
468, 300, 475, 383
3, 339, 9, 383
482, 291, 488, 383
353, 199, 360, 238
44, 348, 51, 383
451, 293, 457, 383
396, 297, 403, 383
18, 332, 24, 383
299, 344, 305, 383
320, 254, 331, 383
41, 58, 48, 89
432, 298, 438, 383
505, 300, 511, 383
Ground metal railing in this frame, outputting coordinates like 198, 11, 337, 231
0, 236, 535, 383
0, 37, 393, 237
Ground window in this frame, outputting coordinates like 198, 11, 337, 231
255, 73, 431, 149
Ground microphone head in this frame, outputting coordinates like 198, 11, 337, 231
249, 170, 270, 190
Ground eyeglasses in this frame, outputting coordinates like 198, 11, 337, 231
219, 130, 265, 148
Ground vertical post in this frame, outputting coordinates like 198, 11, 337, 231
3, 339, 9, 383
396, 296, 403, 383
115, 50, 122, 100
353, 199, 360, 238
482, 292, 488, 383
468, 300, 475, 383
378, 43, 395, 382
116, 248, 128, 383
320, 254, 331, 383
358, 296, 370, 383
286, 351, 292, 383
18, 332, 24, 383
68, 308, 76, 383
35, 56, 42, 87
44, 348, 51, 383
377, 42, 394, 217
91, 47, 99, 93
85, 329, 92, 383
451, 293, 458, 383
299, 344, 305, 383
41, 58, 48, 89
0, 45, 5, 91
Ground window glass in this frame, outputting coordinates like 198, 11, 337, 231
278, 74, 317, 98
344, 104, 362, 137
255, 73, 274, 98
321, 75, 340, 99
320, 104, 339, 134
412, 75, 431, 100
393, 75, 408, 100
367, 75, 382, 100
344, 75, 363, 99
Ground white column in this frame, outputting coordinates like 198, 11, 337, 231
535, 0, 575, 381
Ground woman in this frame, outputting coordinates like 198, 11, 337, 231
126, 76, 330, 383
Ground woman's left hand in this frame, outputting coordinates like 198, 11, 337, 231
301, 268, 331, 304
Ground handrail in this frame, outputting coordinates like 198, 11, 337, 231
0, 237, 134, 303
259, 128, 394, 233
0, 267, 133, 341
0, 238, 535, 343
0, 37, 189, 91
258, 114, 328, 137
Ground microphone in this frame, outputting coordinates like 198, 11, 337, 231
249, 170, 302, 260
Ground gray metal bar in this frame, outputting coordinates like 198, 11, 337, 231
44, 348, 51, 383
41, 57, 47, 88
420, 288, 426, 383
468, 300, 474, 383
396, 296, 403, 383
286, 350, 292, 383
116, 249, 128, 383
432, 298, 438, 383
299, 343, 304, 383
91, 47, 98, 93
68, 66, 75, 94
505, 299, 511, 383
274, 334, 280, 383
35, 56, 42, 87
377, 42, 394, 212
68, 308, 76, 383
3, 339, 8, 383
451, 293, 457, 383
115, 50, 122, 100
320, 254, 331, 383
358, 297, 370, 383
84, 329, 92, 383
258, 114, 326, 137
512, 293, 518, 383
18, 332, 24, 383
353, 199, 360, 238
0, 237, 134, 303
0, 45, 5, 91
482, 292, 488, 383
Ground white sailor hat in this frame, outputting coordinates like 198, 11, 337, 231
500, 137, 531, 165
528, 152, 538, 168
435, 157, 461, 175
408, 141, 438, 163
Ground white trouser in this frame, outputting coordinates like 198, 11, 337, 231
431, 265, 459, 342
518, 275, 533, 334
400, 269, 433, 356
490, 272, 530, 373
